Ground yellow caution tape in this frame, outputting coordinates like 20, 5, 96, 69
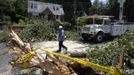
11, 48, 122, 75
39, 48, 122, 75
11, 51, 36, 68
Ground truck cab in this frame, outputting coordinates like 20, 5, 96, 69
81, 16, 112, 42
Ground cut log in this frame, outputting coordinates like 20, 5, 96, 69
9, 29, 31, 53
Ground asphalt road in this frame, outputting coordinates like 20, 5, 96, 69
0, 43, 12, 74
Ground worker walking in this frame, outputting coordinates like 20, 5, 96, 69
57, 26, 67, 53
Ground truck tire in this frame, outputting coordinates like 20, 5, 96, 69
94, 32, 104, 43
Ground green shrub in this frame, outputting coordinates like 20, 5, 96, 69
65, 31, 81, 40
87, 41, 120, 66
61, 22, 72, 30
87, 31, 134, 74
117, 32, 134, 69
53, 20, 72, 30
18, 19, 81, 42
1, 15, 11, 26
13, 19, 29, 26
19, 19, 56, 42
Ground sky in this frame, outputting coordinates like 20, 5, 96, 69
91, 0, 107, 4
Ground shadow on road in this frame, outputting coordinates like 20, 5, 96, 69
79, 36, 117, 44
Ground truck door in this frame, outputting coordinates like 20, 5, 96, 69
103, 20, 111, 33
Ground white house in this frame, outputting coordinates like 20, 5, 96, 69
28, 1, 64, 20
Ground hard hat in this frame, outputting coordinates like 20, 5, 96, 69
59, 26, 63, 29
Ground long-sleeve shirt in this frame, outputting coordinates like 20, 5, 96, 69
58, 29, 65, 41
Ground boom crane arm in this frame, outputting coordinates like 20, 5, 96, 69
118, 0, 126, 23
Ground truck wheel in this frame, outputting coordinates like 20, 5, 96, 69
94, 32, 104, 43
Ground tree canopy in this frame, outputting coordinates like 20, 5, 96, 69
124, 0, 134, 22
0, 0, 134, 24
0, 0, 27, 22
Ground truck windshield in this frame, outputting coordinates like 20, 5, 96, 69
84, 18, 103, 25
94, 19, 103, 24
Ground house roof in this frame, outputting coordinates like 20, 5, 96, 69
28, 1, 64, 15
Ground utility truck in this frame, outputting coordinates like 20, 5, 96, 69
81, 16, 134, 42
81, 0, 134, 42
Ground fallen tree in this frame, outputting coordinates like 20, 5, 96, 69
8, 29, 101, 75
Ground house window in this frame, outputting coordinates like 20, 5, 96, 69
31, 3, 34, 8
33, 4, 38, 9
53, 6, 55, 11
56, 7, 59, 11
31, 3, 38, 9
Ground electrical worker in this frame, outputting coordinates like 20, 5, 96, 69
57, 25, 67, 52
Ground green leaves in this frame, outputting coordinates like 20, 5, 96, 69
19, 19, 56, 42
88, 43, 120, 66
0, 0, 27, 22
87, 31, 134, 74
14, 0, 27, 16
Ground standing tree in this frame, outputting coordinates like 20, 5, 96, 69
124, 0, 134, 22
89, 0, 108, 15
0, 0, 16, 22
14, 0, 27, 22
0, 0, 27, 22
106, 0, 119, 19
